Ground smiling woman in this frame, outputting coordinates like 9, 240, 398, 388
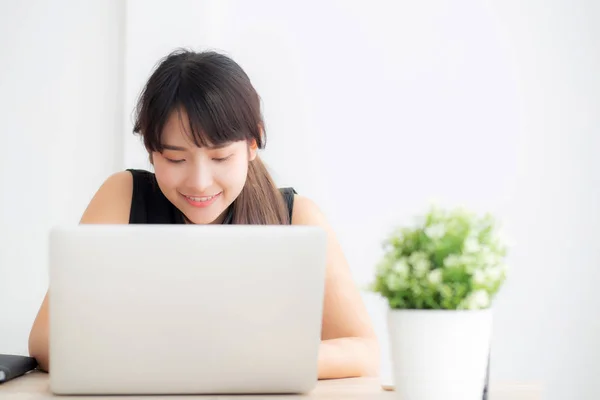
132, 50, 290, 226
27, 48, 380, 379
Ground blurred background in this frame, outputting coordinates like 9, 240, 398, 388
1, 1, 599, 398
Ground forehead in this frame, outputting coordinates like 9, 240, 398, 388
161, 108, 217, 148
160, 111, 248, 152
163, 109, 192, 136
158, 104, 252, 150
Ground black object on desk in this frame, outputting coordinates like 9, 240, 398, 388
0, 354, 38, 384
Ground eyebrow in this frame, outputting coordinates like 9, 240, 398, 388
162, 142, 232, 151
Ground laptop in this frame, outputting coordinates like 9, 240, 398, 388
48, 224, 327, 395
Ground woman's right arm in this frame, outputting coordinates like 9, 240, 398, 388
28, 171, 134, 372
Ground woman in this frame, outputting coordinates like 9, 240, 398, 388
28, 49, 380, 379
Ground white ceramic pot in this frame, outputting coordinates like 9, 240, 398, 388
387, 309, 492, 400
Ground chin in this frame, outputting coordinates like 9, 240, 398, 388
181, 205, 228, 225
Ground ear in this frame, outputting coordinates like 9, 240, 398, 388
248, 139, 258, 161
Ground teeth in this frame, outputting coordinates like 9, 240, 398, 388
187, 194, 216, 202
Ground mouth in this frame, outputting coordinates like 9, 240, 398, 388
181, 192, 222, 208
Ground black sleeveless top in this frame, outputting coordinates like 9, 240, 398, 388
126, 169, 296, 224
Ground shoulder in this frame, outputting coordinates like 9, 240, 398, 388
127, 168, 156, 184
79, 171, 133, 224
291, 194, 328, 226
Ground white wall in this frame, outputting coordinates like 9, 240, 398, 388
2, 1, 599, 398
125, 1, 600, 399
0, 0, 125, 355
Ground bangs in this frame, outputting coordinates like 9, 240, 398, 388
133, 50, 263, 153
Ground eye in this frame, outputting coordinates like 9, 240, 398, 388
213, 155, 232, 162
165, 158, 185, 164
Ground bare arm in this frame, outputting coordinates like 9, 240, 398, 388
28, 171, 133, 372
291, 195, 380, 379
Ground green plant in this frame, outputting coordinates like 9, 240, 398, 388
370, 205, 509, 310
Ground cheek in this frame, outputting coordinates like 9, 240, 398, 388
153, 158, 182, 190
217, 158, 249, 188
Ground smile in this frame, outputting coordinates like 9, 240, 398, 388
182, 192, 222, 208
186, 194, 218, 202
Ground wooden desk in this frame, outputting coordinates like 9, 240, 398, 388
1, 371, 542, 399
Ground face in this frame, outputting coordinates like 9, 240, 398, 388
152, 109, 257, 224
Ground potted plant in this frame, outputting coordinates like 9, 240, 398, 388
371, 205, 508, 400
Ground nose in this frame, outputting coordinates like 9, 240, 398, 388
186, 161, 213, 193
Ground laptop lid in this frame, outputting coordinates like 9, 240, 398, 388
48, 224, 327, 395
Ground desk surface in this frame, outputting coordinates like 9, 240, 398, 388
1, 371, 542, 399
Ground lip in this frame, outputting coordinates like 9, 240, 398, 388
181, 192, 222, 208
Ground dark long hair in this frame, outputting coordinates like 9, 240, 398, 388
133, 49, 290, 224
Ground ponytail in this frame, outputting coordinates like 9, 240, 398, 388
230, 156, 290, 225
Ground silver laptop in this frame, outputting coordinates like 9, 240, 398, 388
48, 224, 327, 395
